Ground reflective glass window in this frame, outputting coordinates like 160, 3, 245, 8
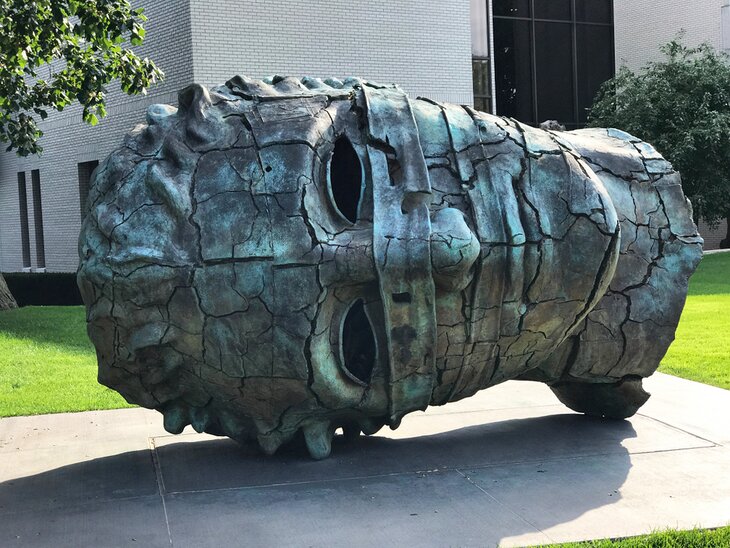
493, 0, 531, 18
577, 24, 615, 123
534, 0, 572, 21
535, 22, 575, 124
489, 0, 615, 128
575, 0, 613, 23
494, 18, 535, 124
473, 58, 492, 113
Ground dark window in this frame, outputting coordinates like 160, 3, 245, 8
31, 169, 45, 269
494, 18, 535, 124
493, 0, 531, 18
473, 57, 492, 113
78, 160, 99, 219
535, 21, 575, 124
575, 0, 613, 23
17, 173, 31, 268
534, 0, 571, 21
492, 0, 615, 128
576, 23, 615, 124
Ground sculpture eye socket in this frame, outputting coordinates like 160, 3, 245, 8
340, 299, 376, 385
327, 135, 363, 224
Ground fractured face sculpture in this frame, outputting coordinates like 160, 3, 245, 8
77, 76, 703, 459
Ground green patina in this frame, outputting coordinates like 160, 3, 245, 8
77, 76, 702, 459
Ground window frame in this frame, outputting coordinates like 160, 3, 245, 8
490, 0, 615, 128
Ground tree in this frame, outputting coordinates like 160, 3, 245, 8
0, 1, 162, 306
589, 39, 730, 248
0, 274, 17, 310
0, 0, 163, 156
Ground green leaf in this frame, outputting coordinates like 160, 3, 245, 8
0, 0, 163, 155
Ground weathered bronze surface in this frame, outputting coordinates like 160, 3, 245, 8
78, 77, 702, 459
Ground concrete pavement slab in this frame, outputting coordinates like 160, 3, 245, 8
0, 448, 158, 514
641, 373, 730, 444
0, 408, 168, 454
153, 409, 709, 494
163, 470, 551, 548
1, 495, 169, 548
464, 445, 730, 546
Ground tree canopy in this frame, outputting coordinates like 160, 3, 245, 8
0, 0, 163, 156
589, 40, 730, 227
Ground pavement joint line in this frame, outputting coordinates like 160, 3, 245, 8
156, 445, 714, 497
444, 444, 719, 475
618, 443, 725, 458
150, 440, 719, 497
0, 494, 160, 518
454, 467, 555, 544
148, 436, 174, 547
635, 412, 723, 447
162, 470, 434, 496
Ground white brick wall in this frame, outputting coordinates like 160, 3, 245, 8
189, 0, 473, 105
0, 0, 473, 273
0, 0, 195, 273
614, 0, 724, 71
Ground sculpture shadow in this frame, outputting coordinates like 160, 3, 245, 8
0, 413, 636, 544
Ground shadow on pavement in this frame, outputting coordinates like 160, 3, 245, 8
0, 413, 636, 546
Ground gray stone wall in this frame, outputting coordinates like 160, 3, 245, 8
0, 0, 194, 273
188, 0, 473, 105
0, 0, 474, 273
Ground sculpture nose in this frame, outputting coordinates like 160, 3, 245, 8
317, 207, 479, 292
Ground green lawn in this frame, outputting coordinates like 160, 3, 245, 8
658, 252, 730, 389
0, 252, 727, 418
0, 306, 132, 417
539, 526, 730, 547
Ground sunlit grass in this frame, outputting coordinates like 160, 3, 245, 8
539, 525, 730, 547
0, 306, 132, 417
659, 252, 730, 390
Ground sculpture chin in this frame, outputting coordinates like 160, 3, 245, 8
78, 75, 703, 459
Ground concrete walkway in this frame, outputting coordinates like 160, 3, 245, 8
1, 372, 728, 547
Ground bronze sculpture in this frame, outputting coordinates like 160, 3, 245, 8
78, 76, 702, 458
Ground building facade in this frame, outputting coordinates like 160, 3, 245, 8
0, 0, 473, 273
1, 0, 726, 276
471, 0, 615, 129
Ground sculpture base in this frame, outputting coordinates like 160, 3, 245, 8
550, 376, 650, 419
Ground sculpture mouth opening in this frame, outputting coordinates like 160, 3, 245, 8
327, 135, 363, 224
339, 298, 376, 385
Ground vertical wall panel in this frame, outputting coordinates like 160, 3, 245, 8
31, 169, 45, 269
17, 173, 31, 269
